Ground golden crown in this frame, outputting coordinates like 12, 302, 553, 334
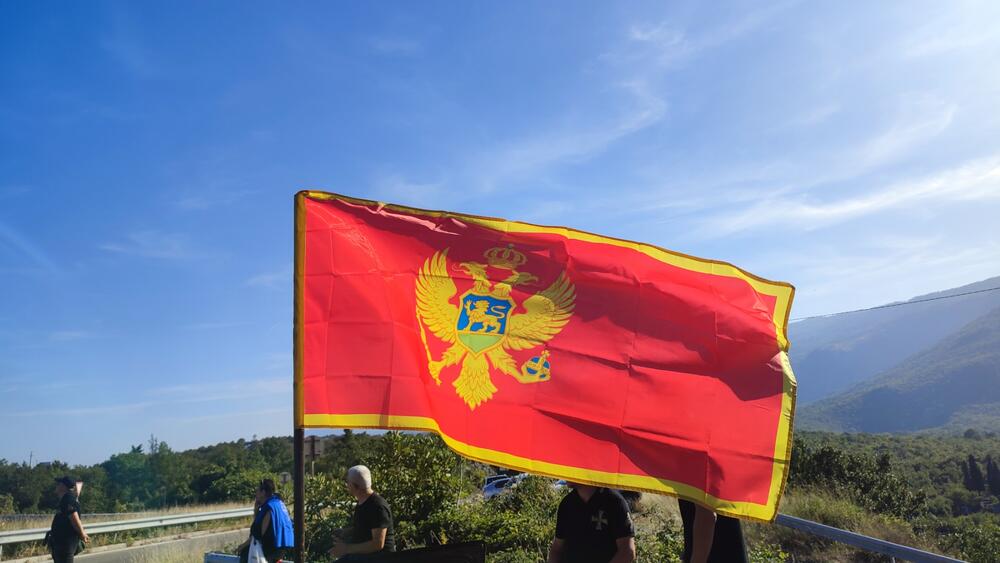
484, 244, 527, 270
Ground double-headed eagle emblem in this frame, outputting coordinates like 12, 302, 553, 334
416, 245, 576, 410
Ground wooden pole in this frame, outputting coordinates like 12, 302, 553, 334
293, 192, 306, 562
294, 428, 305, 563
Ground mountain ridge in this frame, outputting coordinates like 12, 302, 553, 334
798, 303, 1000, 433
789, 276, 1000, 405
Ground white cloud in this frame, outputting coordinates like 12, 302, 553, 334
0, 220, 60, 274
856, 95, 956, 170
172, 188, 258, 211
368, 36, 422, 56
101, 231, 193, 259
466, 81, 667, 192
148, 376, 287, 400
698, 154, 1000, 236
782, 241, 1000, 319
246, 267, 290, 289
625, 3, 794, 66
182, 321, 249, 331
49, 330, 100, 342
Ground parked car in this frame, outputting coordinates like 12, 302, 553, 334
483, 477, 511, 499
483, 473, 530, 499
483, 474, 509, 488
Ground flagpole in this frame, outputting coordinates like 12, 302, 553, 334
294, 428, 305, 562
293, 192, 306, 563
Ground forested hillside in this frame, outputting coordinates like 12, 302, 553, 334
789, 276, 1000, 405
3, 430, 1000, 561
800, 305, 1000, 433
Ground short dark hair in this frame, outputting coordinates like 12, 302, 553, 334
259, 479, 276, 496
55, 476, 76, 489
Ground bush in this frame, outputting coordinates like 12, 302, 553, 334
302, 432, 475, 561
941, 517, 1000, 563
204, 469, 278, 503
428, 476, 559, 560
790, 442, 926, 519
0, 493, 14, 515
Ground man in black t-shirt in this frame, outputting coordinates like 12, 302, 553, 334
47, 477, 89, 563
547, 483, 636, 563
678, 499, 748, 563
331, 465, 395, 561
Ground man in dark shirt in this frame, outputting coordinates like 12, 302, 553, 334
679, 499, 748, 563
331, 465, 395, 561
547, 483, 636, 563
47, 477, 89, 563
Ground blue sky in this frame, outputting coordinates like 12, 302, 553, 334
2, 1, 999, 465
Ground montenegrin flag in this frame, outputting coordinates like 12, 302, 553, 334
294, 191, 796, 522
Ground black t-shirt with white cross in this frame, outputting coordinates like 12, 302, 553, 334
555, 488, 634, 563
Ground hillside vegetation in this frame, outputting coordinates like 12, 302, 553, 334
4, 430, 1000, 561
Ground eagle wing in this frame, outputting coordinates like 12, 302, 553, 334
505, 272, 575, 351
416, 249, 459, 344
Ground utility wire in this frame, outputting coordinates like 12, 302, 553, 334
791, 285, 1000, 322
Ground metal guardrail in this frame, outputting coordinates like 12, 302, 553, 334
1, 508, 967, 562
774, 514, 964, 563
0, 508, 253, 559
205, 553, 244, 562
0, 513, 134, 521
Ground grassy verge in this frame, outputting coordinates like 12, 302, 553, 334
2, 506, 251, 559
745, 489, 949, 562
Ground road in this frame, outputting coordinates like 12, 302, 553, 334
8, 529, 247, 563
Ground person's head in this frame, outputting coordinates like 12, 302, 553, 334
345, 465, 373, 497
256, 478, 276, 505
568, 482, 597, 498
54, 476, 75, 496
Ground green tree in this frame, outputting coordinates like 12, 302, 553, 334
964, 455, 986, 492
0, 492, 15, 514
985, 456, 1000, 495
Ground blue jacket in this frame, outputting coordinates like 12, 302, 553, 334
255, 495, 294, 549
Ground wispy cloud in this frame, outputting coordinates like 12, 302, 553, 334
698, 154, 1000, 236
779, 239, 1000, 317
100, 231, 194, 259
855, 95, 956, 170
3, 377, 289, 417
246, 267, 290, 289
370, 174, 449, 209
147, 376, 288, 403
624, 3, 794, 67
3, 401, 158, 418
783, 103, 841, 129
898, 5, 1000, 59
49, 330, 100, 342
171, 188, 260, 211
463, 79, 667, 195
0, 220, 60, 274
0, 185, 31, 199
100, 10, 161, 78
182, 321, 249, 331
368, 36, 422, 56
157, 407, 288, 424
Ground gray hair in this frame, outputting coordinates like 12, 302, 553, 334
347, 465, 372, 490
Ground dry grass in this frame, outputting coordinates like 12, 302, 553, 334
0, 503, 251, 559
0, 502, 248, 531
744, 490, 943, 562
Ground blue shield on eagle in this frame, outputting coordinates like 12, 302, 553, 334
456, 291, 513, 354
